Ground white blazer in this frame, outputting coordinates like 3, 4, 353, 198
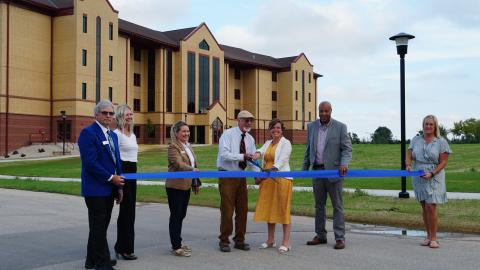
256, 136, 292, 180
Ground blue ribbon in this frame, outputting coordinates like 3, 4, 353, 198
122, 169, 424, 180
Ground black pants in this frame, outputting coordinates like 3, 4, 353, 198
115, 161, 137, 254
166, 187, 191, 250
85, 195, 114, 267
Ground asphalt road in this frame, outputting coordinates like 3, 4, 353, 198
1, 188, 479, 270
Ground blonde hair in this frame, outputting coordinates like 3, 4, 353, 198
170, 121, 189, 144
423, 115, 440, 138
115, 104, 134, 133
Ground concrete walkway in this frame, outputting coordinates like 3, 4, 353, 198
1, 189, 479, 270
2, 174, 480, 200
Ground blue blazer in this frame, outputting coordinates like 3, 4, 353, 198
78, 122, 122, 197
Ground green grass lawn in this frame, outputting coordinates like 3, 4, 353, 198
1, 179, 478, 233
1, 144, 478, 191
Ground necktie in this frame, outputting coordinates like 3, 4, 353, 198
239, 133, 247, 170
106, 130, 117, 164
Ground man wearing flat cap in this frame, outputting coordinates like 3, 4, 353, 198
216, 110, 260, 252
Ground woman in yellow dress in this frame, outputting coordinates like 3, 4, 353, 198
253, 119, 293, 254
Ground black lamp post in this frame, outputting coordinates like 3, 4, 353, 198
389, 32, 415, 199
60, 110, 66, 155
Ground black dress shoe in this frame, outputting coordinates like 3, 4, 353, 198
94, 265, 117, 270
219, 244, 231, 252
116, 252, 138, 260
85, 259, 117, 269
233, 242, 251, 251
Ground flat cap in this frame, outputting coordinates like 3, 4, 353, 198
237, 110, 255, 119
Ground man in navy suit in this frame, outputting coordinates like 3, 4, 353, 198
78, 100, 124, 270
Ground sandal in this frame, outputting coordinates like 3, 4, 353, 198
429, 240, 440, 248
259, 242, 276, 249
420, 238, 431, 246
278, 245, 291, 254
171, 248, 191, 257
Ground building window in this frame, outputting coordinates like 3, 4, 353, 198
133, 99, 140, 112
95, 17, 101, 104
272, 110, 277, 119
295, 70, 298, 81
234, 68, 241, 80
82, 49, 87, 66
272, 71, 277, 82
308, 92, 311, 102
309, 72, 311, 83
108, 87, 113, 101
234, 109, 241, 119
82, 83, 87, 100
108, 55, 113, 71
199, 39, 210, 50
134, 47, 141, 61
166, 50, 173, 112
234, 89, 241, 100
199, 55, 210, 113
309, 111, 311, 121
147, 49, 155, 112
187, 52, 195, 113
109, 23, 113, 40
82, 15, 87, 33
165, 126, 171, 138
133, 73, 141, 87
133, 126, 140, 137
147, 126, 155, 138
272, 91, 277, 101
295, 110, 298, 120
213, 58, 220, 101
295, 91, 298, 101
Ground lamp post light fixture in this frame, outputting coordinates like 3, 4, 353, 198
60, 110, 67, 155
389, 32, 415, 199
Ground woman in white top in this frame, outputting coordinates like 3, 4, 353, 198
113, 104, 139, 260
253, 119, 293, 254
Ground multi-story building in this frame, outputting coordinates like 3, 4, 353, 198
0, 0, 321, 156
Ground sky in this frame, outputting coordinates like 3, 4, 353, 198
111, 0, 480, 140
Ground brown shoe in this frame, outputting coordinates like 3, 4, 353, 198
334, 240, 345, 249
306, 236, 327, 245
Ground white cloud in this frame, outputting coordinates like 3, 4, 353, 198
110, 0, 191, 29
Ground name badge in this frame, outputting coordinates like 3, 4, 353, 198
102, 141, 109, 145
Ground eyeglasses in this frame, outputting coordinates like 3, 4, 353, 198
241, 119, 254, 123
101, 111, 115, 116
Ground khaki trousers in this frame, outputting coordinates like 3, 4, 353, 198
218, 177, 248, 245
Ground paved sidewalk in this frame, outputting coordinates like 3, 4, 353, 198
2, 174, 480, 199
1, 189, 479, 270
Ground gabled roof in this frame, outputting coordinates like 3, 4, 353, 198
221, 45, 287, 69
118, 19, 177, 47
163, 27, 197, 43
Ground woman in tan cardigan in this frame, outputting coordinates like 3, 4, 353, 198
166, 121, 200, 257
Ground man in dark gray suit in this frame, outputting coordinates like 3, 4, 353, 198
302, 101, 352, 249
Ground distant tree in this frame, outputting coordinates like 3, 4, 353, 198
451, 118, 480, 143
371, 126, 393, 144
348, 132, 361, 144
439, 124, 448, 138
418, 125, 448, 137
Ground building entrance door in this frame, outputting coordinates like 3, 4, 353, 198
211, 117, 223, 144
